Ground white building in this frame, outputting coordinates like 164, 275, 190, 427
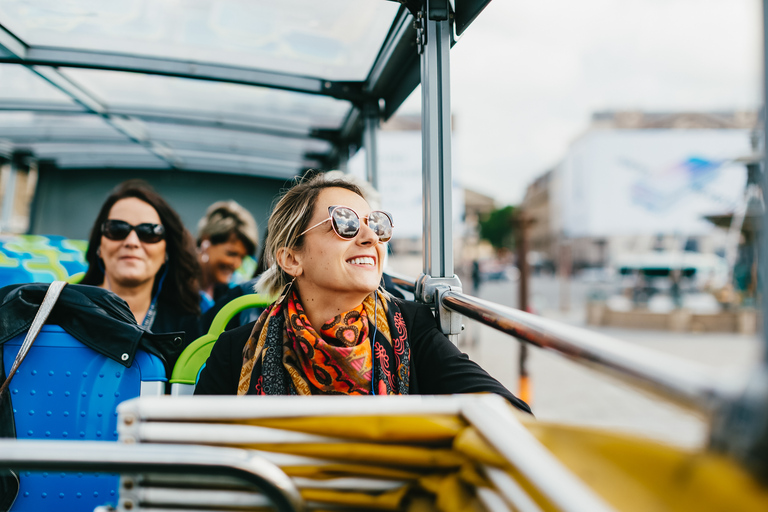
523, 111, 756, 270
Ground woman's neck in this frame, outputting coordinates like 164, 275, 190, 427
295, 284, 368, 330
200, 266, 217, 299
101, 277, 155, 324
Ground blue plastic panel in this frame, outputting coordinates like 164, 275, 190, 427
3, 324, 166, 511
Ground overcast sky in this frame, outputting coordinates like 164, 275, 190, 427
398, 0, 762, 205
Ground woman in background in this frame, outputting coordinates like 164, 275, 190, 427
196, 200, 258, 312
82, 180, 200, 338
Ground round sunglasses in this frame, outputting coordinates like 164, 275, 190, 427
101, 219, 166, 244
300, 205, 394, 243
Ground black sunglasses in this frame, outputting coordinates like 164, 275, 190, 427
300, 205, 394, 243
101, 219, 166, 244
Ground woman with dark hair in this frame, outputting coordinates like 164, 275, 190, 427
81, 180, 201, 338
195, 173, 530, 413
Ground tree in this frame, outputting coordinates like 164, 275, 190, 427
478, 205, 516, 250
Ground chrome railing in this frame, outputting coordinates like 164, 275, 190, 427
390, 275, 742, 416
0, 440, 305, 512
441, 290, 740, 414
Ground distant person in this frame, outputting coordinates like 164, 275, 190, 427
81, 180, 201, 360
196, 200, 258, 313
472, 259, 481, 293
195, 173, 531, 413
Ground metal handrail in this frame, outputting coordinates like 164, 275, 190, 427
392, 268, 745, 415
441, 290, 740, 414
0, 440, 306, 512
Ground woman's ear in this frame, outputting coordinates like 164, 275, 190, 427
276, 247, 303, 278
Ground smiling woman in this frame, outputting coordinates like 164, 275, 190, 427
80, 180, 202, 352
196, 200, 258, 312
194, 173, 531, 412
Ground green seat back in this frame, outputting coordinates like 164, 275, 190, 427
169, 294, 271, 393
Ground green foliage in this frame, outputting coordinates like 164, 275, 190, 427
478, 205, 516, 250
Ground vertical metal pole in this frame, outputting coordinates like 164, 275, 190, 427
420, 1, 453, 278
559, 242, 572, 312
414, 0, 462, 340
362, 102, 380, 191
516, 211, 532, 405
1, 157, 17, 233
762, 0, 768, 363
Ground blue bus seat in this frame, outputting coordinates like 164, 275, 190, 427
0, 235, 88, 287
3, 324, 166, 511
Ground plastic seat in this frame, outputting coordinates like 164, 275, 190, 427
3, 325, 166, 511
0, 234, 88, 286
170, 294, 271, 396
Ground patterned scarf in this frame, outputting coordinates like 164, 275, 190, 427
238, 288, 410, 396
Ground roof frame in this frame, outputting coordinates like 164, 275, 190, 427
0, 101, 343, 143
0, 1, 483, 176
0, 23, 368, 104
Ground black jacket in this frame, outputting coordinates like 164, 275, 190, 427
0, 283, 187, 373
195, 298, 531, 414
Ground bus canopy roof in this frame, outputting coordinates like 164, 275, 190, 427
0, 0, 491, 179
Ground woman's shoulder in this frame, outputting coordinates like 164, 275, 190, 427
220, 320, 258, 345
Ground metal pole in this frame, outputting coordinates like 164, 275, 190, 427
362, 102, 379, 190
414, 0, 462, 339
0, 155, 18, 232
516, 211, 532, 404
419, 0, 453, 279
762, 0, 768, 364
559, 240, 571, 312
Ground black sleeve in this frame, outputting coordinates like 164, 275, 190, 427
194, 321, 254, 395
406, 302, 532, 414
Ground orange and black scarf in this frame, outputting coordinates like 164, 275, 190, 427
238, 289, 410, 396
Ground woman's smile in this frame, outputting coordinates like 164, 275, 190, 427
346, 255, 376, 266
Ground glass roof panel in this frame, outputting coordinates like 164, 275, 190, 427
173, 149, 309, 177
61, 68, 351, 131
143, 122, 332, 158
0, 113, 126, 143
0, 64, 78, 105
28, 142, 168, 169
2, 0, 400, 81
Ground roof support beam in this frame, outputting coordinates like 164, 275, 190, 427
0, 23, 180, 168
0, 22, 27, 59
362, 102, 380, 191
0, 101, 342, 143
0, 46, 366, 103
363, 7, 420, 120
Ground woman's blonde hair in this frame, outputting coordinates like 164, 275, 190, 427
257, 173, 363, 297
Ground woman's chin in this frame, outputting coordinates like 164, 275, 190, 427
109, 272, 153, 288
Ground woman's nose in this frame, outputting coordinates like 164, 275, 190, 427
356, 221, 378, 245
123, 229, 141, 246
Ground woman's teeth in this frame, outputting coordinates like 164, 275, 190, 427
347, 257, 375, 266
